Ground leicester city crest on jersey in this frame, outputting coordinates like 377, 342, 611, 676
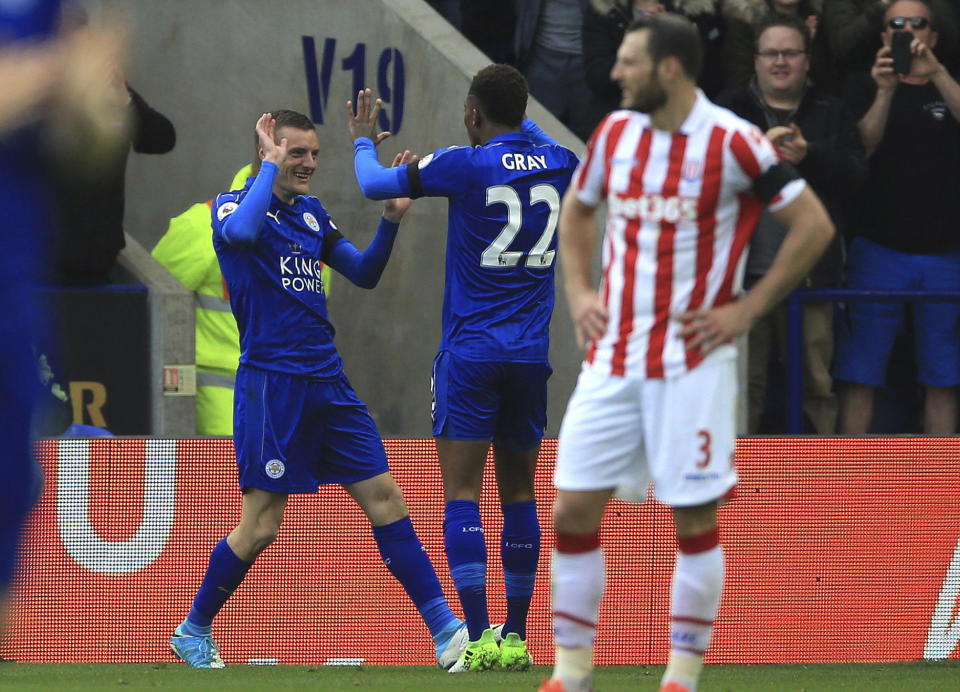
217, 202, 238, 221
265, 459, 286, 479
303, 212, 320, 232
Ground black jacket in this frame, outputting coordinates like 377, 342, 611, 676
51, 86, 176, 285
714, 79, 867, 286
583, 0, 728, 111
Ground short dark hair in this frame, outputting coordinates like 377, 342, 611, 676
626, 13, 703, 81
754, 13, 812, 54
269, 109, 315, 137
468, 64, 528, 127
888, 0, 933, 12
253, 109, 315, 150
764, 0, 817, 18
887, 0, 942, 32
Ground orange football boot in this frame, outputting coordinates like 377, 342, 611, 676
537, 677, 594, 692
659, 681, 692, 692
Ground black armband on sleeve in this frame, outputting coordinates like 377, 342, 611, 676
751, 163, 800, 204
406, 163, 424, 199
321, 227, 345, 262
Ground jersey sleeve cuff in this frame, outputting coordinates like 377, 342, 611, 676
353, 137, 376, 152
767, 178, 806, 212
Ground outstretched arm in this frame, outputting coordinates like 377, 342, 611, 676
522, 117, 559, 146
353, 137, 410, 199
327, 219, 399, 289
0, 45, 61, 139
348, 88, 411, 199
327, 150, 415, 288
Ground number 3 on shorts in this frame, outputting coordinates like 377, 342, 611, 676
695, 429, 711, 468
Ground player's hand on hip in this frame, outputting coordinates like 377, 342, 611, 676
568, 288, 608, 350
675, 302, 750, 355
382, 150, 418, 222
347, 88, 392, 146
256, 112, 287, 166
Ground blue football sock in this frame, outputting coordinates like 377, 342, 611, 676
444, 499, 489, 640
185, 537, 253, 630
501, 500, 540, 640
372, 516, 457, 639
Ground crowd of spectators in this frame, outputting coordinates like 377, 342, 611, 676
425, 0, 960, 434
31, 0, 959, 436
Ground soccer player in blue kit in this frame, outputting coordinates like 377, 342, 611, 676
0, 0, 66, 637
348, 64, 579, 672
169, 110, 468, 668
0, 0, 125, 634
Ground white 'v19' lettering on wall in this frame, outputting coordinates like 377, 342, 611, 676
56, 439, 177, 574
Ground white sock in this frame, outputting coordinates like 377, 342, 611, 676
663, 544, 723, 690
552, 546, 604, 648
663, 650, 703, 692
551, 545, 604, 690
555, 646, 594, 692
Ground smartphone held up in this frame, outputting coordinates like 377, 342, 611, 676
891, 31, 913, 75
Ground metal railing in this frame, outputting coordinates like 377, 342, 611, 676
784, 289, 960, 433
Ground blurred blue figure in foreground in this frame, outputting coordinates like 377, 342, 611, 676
0, 0, 126, 631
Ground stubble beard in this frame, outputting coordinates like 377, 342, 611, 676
630, 77, 668, 114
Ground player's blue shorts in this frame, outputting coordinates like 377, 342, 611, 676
233, 364, 389, 493
833, 237, 960, 387
431, 350, 551, 450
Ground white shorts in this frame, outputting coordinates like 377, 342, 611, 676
555, 354, 738, 507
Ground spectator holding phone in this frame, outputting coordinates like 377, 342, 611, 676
819, 0, 959, 94
834, 0, 960, 433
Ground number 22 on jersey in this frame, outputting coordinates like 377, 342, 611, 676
481, 184, 560, 269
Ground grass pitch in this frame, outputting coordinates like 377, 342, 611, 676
1, 661, 958, 691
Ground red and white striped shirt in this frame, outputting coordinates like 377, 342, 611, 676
573, 92, 805, 379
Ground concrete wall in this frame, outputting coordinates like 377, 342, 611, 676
106, 0, 590, 436
117, 233, 195, 437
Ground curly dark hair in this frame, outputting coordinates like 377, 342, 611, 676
468, 64, 528, 128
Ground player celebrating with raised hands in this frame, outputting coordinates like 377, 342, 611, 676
348, 65, 579, 673
169, 110, 468, 669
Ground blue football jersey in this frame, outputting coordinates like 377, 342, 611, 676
0, 0, 62, 531
0, 0, 61, 40
0, 0, 62, 278
407, 132, 579, 362
212, 181, 342, 379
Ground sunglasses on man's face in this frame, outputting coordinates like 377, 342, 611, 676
888, 16, 930, 30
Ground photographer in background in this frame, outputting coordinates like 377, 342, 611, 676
715, 13, 867, 433
819, 0, 959, 93
834, 0, 960, 434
